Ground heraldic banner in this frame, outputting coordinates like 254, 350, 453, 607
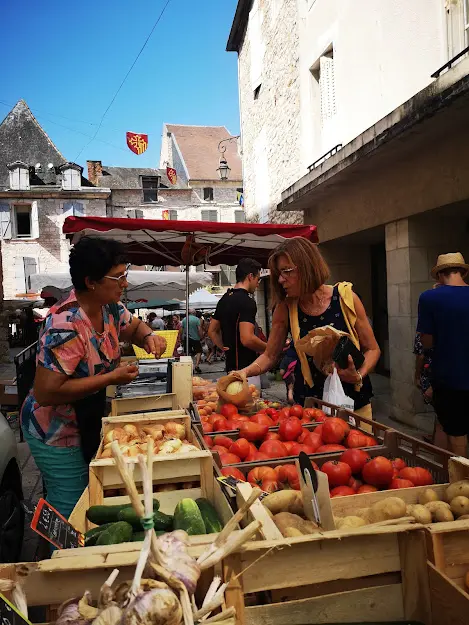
126, 132, 148, 155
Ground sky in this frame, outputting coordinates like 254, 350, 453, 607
0, 0, 240, 171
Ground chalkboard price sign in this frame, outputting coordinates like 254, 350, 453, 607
31, 498, 84, 549
0, 593, 32, 625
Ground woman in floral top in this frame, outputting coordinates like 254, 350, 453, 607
21, 237, 166, 518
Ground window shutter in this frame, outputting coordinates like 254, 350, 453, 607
14, 257, 26, 294
0, 204, 12, 239
319, 55, 336, 127
24, 257, 38, 292
201, 210, 218, 222
169, 209, 177, 220
235, 210, 246, 223
135, 209, 144, 219
31, 201, 39, 238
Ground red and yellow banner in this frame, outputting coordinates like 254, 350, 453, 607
126, 132, 148, 155
162, 210, 169, 220
166, 166, 177, 185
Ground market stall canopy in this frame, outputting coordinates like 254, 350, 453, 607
179, 289, 221, 311
63, 217, 319, 266
29, 270, 213, 302
126, 299, 181, 312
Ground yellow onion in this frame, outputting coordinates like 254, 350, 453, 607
164, 422, 186, 440
226, 381, 243, 395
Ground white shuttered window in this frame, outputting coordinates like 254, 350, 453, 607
0, 204, 12, 239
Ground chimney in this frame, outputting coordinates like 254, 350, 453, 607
87, 160, 102, 186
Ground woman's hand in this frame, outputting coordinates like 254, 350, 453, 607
110, 363, 139, 385
336, 355, 361, 385
144, 333, 166, 357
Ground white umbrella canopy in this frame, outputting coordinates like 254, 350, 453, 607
180, 289, 221, 311
29, 270, 213, 302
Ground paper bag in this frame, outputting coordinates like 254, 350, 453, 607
322, 368, 354, 414
217, 372, 253, 411
295, 325, 349, 375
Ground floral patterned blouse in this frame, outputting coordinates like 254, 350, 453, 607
21, 290, 131, 447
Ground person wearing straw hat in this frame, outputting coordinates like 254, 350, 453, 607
417, 252, 469, 456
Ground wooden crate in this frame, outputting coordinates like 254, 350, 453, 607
89, 412, 213, 508
110, 392, 179, 416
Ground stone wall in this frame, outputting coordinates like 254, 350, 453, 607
1, 196, 107, 299
237, 0, 303, 224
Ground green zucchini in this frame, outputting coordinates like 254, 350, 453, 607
96, 521, 133, 546
131, 530, 165, 542
173, 499, 206, 536
195, 498, 223, 534
86, 499, 160, 525
118, 508, 173, 531
84, 522, 116, 547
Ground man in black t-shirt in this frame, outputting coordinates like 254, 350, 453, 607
209, 258, 267, 372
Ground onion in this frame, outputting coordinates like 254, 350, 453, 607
164, 422, 186, 440
226, 381, 243, 395
121, 589, 182, 625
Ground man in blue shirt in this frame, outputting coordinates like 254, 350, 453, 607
417, 253, 469, 457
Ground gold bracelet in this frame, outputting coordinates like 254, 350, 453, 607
355, 371, 363, 391
252, 362, 262, 375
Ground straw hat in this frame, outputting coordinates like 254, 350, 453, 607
431, 252, 469, 279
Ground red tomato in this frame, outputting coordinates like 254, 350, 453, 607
251, 413, 274, 426
321, 460, 352, 487
221, 467, 245, 481
362, 456, 394, 487
214, 435, 233, 449
302, 408, 316, 422
392, 458, 408, 472
289, 404, 304, 418
330, 486, 356, 497
357, 484, 378, 494
203, 435, 213, 448
300, 432, 323, 452
398, 467, 433, 486
259, 440, 288, 458
322, 420, 346, 444
316, 444, 346, 453
348, 477, 363, 491
365, 435, 378, 446
264, 431, 282, 441
239, 422, 270, 442
265, 408, 278, 418
202, 422, 213, 433
297, 427, 311, 443
314, 424, 324, 438
277, 407, 292, 421
212, 417, 229, 432
289, 442, 315, 455
346, 430, 371, 448
282, 441, 296, 454
310, 409, 327, 422
274, 464, 301, 490
247, 467, 278, 492
220, 452, 242, 465
234, 414, 250, 422
340, 449, 370, 474
328, 417, 350, 435
389, 478, 415, 489
220, 403, 238, 418
252, 451, 271, 461
278, 417, 303, 441
230, 438, 251, 460
225, 419, 240, 430
211, 444, 229, 455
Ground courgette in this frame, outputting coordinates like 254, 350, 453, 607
131, 530, 165, 542
84, 522, 116, 547
86, 499, 160, 525
96, 521, 133, 546
196, 498, 223, 533
118, 508, 173, 531
173, 498, 206, 535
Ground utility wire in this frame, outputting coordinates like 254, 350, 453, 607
74, 0, 172, 161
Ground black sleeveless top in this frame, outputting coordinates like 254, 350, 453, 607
293, 285, 373, 410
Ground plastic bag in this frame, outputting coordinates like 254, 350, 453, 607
322, 368, 354, 414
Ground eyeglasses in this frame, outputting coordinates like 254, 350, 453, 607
278, 266, 297, 277
104, 264, 130, 284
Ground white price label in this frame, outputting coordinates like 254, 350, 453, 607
348, 415, 357, 427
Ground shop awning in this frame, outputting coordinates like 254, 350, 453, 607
63, 217, 318, 267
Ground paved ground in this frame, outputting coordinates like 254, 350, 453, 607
9, 358, 434, 561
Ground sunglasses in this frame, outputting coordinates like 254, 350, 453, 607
104, 263, 131, 284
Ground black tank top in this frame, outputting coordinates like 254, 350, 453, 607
293, 285, 373, 410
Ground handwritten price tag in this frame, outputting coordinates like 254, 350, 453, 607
31, 498, 84, 549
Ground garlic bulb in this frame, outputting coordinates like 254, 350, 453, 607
56, 599, 90, 625
121, 589, 182, 625
156, 531, 200, 594
91, 605, 122, 625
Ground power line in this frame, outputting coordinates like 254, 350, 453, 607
74, 0, 172, 161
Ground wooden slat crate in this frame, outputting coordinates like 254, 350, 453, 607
89, 412, 213, 508
110, 392, 179, 416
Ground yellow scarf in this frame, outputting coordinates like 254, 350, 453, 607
287, 282, 359, 388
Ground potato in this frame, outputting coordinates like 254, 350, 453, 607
370, 497, 407, 522
406, 504, 432, 524
263, 490, 303, 516
457, 514, 469, 520
433, 507, 454, 522
450, 496, 469, 517
446, 480, 469, 502
273, 512, 319, 537
335, 516, 368, 529
418, 489, 439, 505
424, 501, 450, 514
283, 527, 304, 537
355, 508, 373, 523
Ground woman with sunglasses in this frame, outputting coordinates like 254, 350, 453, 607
235, 237, 380, 422
20, 237, 166, 518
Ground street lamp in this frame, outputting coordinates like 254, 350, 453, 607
217, 135, 240, 181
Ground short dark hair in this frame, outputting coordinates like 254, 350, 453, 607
439, 267, 464, 278
236, 258, 262, 282
69, 236, 128, 291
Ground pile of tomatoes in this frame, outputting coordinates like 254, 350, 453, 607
202, 403, 378, 466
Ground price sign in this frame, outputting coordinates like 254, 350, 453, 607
348, 415, 357, 427
217, 476, 269, 499
31, 498, 84, 549
0, 593, 32, 625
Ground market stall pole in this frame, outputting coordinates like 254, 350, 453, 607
62, 216, 319, 358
